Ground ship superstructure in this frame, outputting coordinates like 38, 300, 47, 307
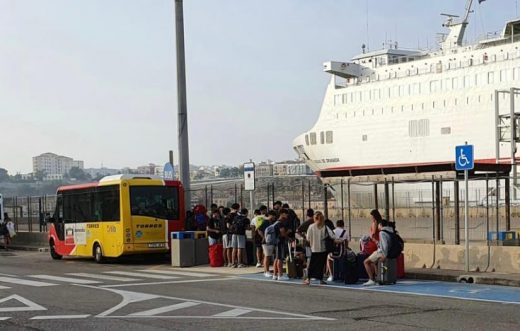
293, 0, 520, 186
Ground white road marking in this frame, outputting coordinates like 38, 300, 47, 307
0, 317, 11, 320
81, 285, 334, 320
104, 271, 179, 280
213, 308, 252, 317
140, 269, 214, 278
66, 273, 139, 282
31, 314, 91, 320
0, 277, 56, 287
0, 294, 47, 312
129, 302, 200, 316
100, 277, 234, 288
0, 286, 10, 290
29, 275, 101, 285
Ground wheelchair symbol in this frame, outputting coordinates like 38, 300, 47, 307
458, 149, 469, 167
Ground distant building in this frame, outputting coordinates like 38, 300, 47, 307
84, 168, 120, 178
137, 164, 158, 175
286, 163, 313, 176
44, 174, 64, 181
273, 163, 289, 177
256, 163, 273, 177
33, 153, 84, 176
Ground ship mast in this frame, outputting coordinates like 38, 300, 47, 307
440, 0, 475, 50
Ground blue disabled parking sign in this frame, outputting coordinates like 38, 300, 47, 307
455, 145, 474, 171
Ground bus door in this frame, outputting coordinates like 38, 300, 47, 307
54, 195, 65, 241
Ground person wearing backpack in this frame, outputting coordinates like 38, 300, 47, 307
260, 210, 277, 277
326, 220, 350, 282
363, 219, 399, 286
230, 206, 249, 268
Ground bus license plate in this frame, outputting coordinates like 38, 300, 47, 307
148, 243, 165, 248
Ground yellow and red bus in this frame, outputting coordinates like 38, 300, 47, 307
47, 175, 185, 262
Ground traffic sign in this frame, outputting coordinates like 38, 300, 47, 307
243, 162, 255, 191
163, 163, 175, 180
455, 145, 474, 171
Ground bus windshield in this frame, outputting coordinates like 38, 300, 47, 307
130, 186, 179, 220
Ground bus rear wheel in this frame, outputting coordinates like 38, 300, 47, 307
93, 243, 105, 264
49, 240, 62, 260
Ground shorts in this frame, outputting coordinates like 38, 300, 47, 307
368, 250, 384, 263
262, 244, 274, 257
222, 234, 231, 249
208, 237, 218, 246
275, 242, 286, 260
231, 234, 246, 249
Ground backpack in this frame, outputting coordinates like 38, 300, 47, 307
330, 229, 346, 258
0, 222, 7, 236
231, 214, 247, 234
195, 214, 207, 231
382, 229, 404, 259
264, 221, 280, 246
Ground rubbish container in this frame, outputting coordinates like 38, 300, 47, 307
171, 232, 195, 267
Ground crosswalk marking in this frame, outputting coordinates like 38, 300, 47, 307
129, 302, 200, 316
0, 277, 56, 287
139, 269, 214, 278
213, 308, 252, 317
0, 317, 11, 320
29, 275, 101, 285
31, 315, 90, 320
0, 285, 10, 290
66, 273, 140, 282
104, 271, 179, 280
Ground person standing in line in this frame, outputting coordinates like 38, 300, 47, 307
304, 211, 337, 285
260, 210, 277, 277
206, 211, 222, 246
297, 208, 315, 276
222, 208, 233, 267
251, 206, 267, 268
2, 213, 14, 250
326, 219, 350, 282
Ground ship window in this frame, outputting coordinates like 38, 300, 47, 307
305, 135, 309, 146
362, 134, 368, 142
326, 131, 333, 144
441, 127, 451, 135
430, 80, 439, 92
488, 72, 494, 84
320, 131, 325, 144
500, 69, 506, 82
310, 133, 317, 145
514, 68, 520, 80
464, 75, 471, 88
452, 77, 459, 89
445, 78, 452, 90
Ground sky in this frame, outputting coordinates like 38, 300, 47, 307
0, 0, 517, 173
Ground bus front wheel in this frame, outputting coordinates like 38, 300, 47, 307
49, 240, 62, 260
93, 243, 105, 264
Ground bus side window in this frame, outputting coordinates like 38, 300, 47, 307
54, 196, 64, 222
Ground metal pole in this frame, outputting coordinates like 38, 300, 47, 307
486, 176, 490, 244
210, 185, 213, 205
384, 179, 390, 220
250, 190, 254, 218
301, 180, 305, 218
510, 88, 517, 198
435, 180, 441, 241
267, 183, 271, 210
373, 183, 378, 209
505, 176, 511, 231
495, 90, 500, 164
175, 0, 191, 211
271, 183, 275, 208
431, 177, 435, 242
324, 185, 329, 219
454, 179, 460, 245
204, 185, 208, 208
496, 175, 500, 244
347, 179, 352, 239
234, 183, 237, 204
169, 150, 174, 166
240, 184, 244, 208
440, 177, 444, 242
340, 178, 345, 222
464, 169, 469, 272
308, 180, 311, 209
391, 178, 396, 222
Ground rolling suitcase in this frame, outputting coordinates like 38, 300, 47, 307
397, 253, 405, 278
286, 242, 297, 278
343, 250, 358, 284
378, 258, 397, 285
332, 256, 344, 281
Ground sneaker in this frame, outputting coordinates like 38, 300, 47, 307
278, 275, 290, 281
237, 264, 246, 268
256, 263, 262, 268
272, 275, 278, 280
363, 279, 376, 286
233, 264, 238, 268
264, 272, 272, 278
327, 275, 334, 282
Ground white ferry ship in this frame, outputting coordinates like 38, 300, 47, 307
293, 0, 520, 203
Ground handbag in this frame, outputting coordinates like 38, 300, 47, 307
324, 228, 335, 253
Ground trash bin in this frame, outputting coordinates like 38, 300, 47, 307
171, 232, 195, 267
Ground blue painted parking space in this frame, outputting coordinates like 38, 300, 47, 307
240, 273, 520, 305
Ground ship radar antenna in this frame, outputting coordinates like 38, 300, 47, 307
439, 0, 476, 49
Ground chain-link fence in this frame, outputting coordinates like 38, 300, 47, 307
4, 175, 520, 245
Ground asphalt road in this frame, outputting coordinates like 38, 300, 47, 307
1, 250, 519, 330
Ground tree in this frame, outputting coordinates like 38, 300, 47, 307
34, 170, 46, 181
68, 167, 91, 181
0, 168, 9, 182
